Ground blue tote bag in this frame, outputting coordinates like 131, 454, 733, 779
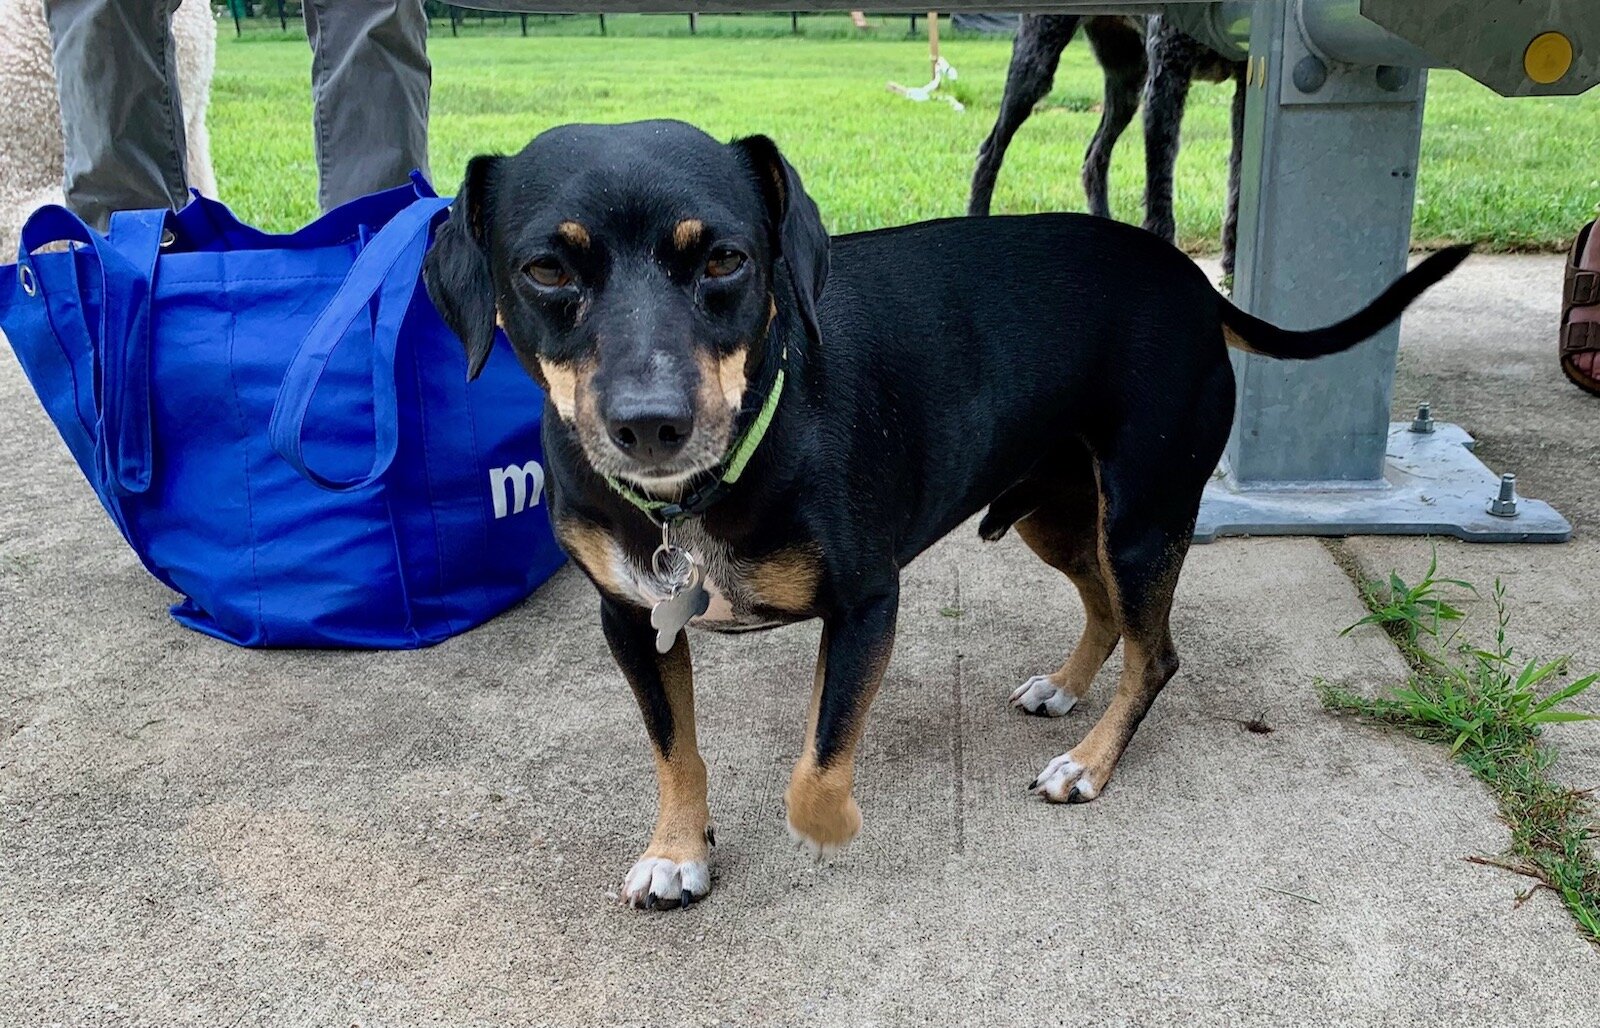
0, 176, 564, 648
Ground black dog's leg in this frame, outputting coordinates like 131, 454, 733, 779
1140, 16, 1201, 245
1031, 367, 1234, 804
601, 597, 713, 908
1221, 65, 1247, 277
1081, 17, 1147, 221
969, 15, 1080, 217
1030, 515, 1183, 804
785, 586, 899, 856
1009, 447, 1121, 718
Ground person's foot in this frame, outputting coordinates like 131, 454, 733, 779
1561, 218, 1600, 397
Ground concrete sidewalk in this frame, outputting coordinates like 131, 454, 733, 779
2, 256, 1597, 1026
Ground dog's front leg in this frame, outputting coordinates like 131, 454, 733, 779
785, 585, 899, 858
601, 597, 712, 909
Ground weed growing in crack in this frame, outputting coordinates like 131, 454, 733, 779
1321, 559, 1600, 944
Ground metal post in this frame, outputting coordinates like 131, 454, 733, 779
1227, 0, 1424, 487
1297, 1, 1431, 66
1196, 0, 1570, 542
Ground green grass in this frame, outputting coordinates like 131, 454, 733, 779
1322, 558, 1600, 944
209, 15, 1600, 249
1340, 547, 1475, 646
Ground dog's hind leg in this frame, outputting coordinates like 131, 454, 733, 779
1081, 17, 1147, 221
602, 597, 714, 909
1221, 64, 1247, 277
1140, 16, 1203, 245
1029, 514, 1182, 802
1030, 376, 1232, 802
969, 15, 1080, 217
1009, 446, 1121, 718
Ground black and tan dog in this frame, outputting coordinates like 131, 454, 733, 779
424, 119, 1467, 909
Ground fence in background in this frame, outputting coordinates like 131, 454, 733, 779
216, 5, 966, 39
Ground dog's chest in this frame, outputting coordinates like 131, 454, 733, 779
612, 523, 783, 632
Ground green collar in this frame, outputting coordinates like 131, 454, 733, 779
605, 349, 786, 525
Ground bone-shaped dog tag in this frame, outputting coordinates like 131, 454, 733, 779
651, 562, 711, 654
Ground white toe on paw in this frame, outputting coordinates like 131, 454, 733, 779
1009, 675, 1078, 717
621, 856, 711, 910
1029, 752, 1100, 803
786, 820, 850, 861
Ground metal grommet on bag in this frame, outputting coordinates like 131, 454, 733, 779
18, 263, 36, 297
160, 228, 176, 248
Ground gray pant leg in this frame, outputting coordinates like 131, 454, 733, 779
46, 0, 188, 230
305, 0, 431, 211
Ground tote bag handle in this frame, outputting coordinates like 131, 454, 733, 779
268, 194, 453, 492
16, 206, 164, 496
165, 172, 439, 253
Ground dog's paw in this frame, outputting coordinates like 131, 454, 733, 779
622, 854, 712, 910
1028, 751, 1106, 804
785, 792, 862, 861
1009, 674, 1078, 717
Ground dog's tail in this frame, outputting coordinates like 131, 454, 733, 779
1220, 245, 1471, 360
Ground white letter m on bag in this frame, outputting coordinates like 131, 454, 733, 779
490, 460, 546, 519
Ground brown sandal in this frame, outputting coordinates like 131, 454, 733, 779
1561, 217, 1600, 397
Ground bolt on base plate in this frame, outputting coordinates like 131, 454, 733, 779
1195, 422, 1572, 544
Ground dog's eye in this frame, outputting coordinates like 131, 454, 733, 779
704, 249, 746, 280
525, 257, 571, 289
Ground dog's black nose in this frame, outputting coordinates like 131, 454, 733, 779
606, 403, 693, 465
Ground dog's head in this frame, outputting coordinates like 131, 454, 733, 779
424, 120, 828, 492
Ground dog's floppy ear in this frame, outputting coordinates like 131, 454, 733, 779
734, 135, 829, 348
424, 155, 501, 380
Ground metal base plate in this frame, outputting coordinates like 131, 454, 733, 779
1196, 422, 1572, 544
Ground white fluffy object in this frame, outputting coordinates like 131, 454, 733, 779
0, 0, 217, 254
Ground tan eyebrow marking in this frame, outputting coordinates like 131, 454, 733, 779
673, 218, 705, 250
556, 221, 590, 247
